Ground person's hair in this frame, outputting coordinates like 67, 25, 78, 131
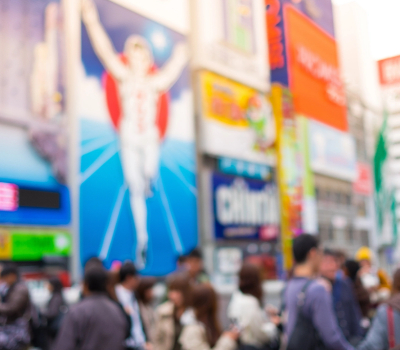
187, 248, 202, 260
323, 248, 336, 257
119, 262, 137, 283
84, 266, 108, 293
239, 263, 263, 304
178, 255, 187, 265
293, 234, 319, 264
167, 273, 192, 308
192, 284, 222, 347
1, 263, 19, 278
393, 269, 400, 294
84, 257, 103, 272
49, 276, 63, 294
344, 260, 360, 282
136, 277, 157, 304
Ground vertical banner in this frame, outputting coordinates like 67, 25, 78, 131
271, 85, 302, 272
79, 0, 198, 274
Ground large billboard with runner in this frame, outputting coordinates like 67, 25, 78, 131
79, 0, 198, 275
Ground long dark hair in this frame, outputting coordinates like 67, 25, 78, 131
49, 277, 63, 294
136, 277, 157, 305
192, 284, 222, 347
167, 273, 193, 309
239, 263, 263, 304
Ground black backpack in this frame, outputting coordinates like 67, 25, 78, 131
286, 281, 327, 350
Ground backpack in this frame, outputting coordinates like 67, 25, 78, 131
286, 281, 327, 350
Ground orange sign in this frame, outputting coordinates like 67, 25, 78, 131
285, 6, 347, 131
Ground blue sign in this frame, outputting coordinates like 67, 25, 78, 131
212, 173, 279, 241
218, 157, 273, 181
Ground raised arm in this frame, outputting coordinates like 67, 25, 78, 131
152, 42, 189, 92
81, 0, 127, 80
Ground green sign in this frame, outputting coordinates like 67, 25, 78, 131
10, 230, 72, 261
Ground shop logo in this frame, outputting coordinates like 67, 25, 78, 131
266, 0, 285, 69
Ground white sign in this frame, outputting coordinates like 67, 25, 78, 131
110, 0, 190, 34
192, 0, 269, 91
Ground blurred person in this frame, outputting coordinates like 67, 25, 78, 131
0, 264, 31, 350
320, 250, 363, 343
227, 263, 279, 350
357, 268, 400, 350
185, 249, 209, 284
356, 247, 391, 305
154, 273, 192, 350
43, 277, 67, 347
53, 266, 128, 350
284, 234, 354, 350
137, 277, 157, 344
177, 256, 187, 273
81, 0, 189, 269
115, 262, 148, 350
344, 260, 371, 320
179, 284, 239, 350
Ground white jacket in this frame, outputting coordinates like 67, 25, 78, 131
227, 291, 277, 348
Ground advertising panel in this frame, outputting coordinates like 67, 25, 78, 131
378, 55, 400, 87
193, 0, 269, 91
199, 71, 276, 165
109, 0, 189, 34
309, 120, 357, 181
353, 163, 373, 196
212, 172, 279, 241
284, 6, 347, 131
0, 0, 70, 226
79, 0, 198, 275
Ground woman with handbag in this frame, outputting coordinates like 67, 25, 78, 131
358, 268, 400, 350
227, 264, 279, 350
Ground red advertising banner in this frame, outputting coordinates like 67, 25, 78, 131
378, 55, 400, 86
353, 163, 373, 196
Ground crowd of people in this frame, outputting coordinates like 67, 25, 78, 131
0, 242, 399, 349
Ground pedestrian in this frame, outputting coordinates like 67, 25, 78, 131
358, 268, 400, 350
137, 277, 157, 344
43, 277, 66, 347
0, 264, 31, 350
53, 266, 128, 350
320, 250, 363, 344
185, 249, 209, 284
154, 273, 192, 350
115, 262, 148, 350
227, 263, 279, 350
283, 234, 354, 350
179, 284, 239, 350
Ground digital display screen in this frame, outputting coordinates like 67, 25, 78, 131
0, 183, 61, 211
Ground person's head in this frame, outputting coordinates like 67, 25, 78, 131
167, 273, 192, 310
124, 36, 153, 76
177, 255, 187, 270
344, 260, 361, 282
84, 257, 103, 273
320, 249, 339, 282
239, 263, 263, 304
83, 266, 108, 296
1, 264, 19, 287
185, 248, 204, 279
48, 276, 63, 294
136, 277, 157, 305
293, 234, 321, 273
192, 284, 222, 347
392, 269, 400, 295
356, 247, 372, 269
335, 250, 347, 269
119, 262, 139, 292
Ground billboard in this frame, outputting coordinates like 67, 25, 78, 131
212, 172, 279, 241
266, 0, 335, 85
285, 6, 347, 131
0, 0, 70, 226
79, 0, 198, 274
193, 0, 269, 91
199, 71, 276, 165
309, 120, 357, 181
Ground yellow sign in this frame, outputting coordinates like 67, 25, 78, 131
0, 229, 11, 260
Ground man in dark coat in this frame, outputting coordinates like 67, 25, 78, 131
53, 266, 128, 350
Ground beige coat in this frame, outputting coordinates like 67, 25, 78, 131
153, 301, 176, 350
179, 323, 237, 350
139, 301, 156, 343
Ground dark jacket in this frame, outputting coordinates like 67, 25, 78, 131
53, 293, 128, 350
43, 292, 64, 321
0, 282, 30, 324
332, 276, 363, 342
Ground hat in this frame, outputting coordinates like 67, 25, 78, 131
356, 247, 372, 262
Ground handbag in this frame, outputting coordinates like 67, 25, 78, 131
0, 318, 31, 350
